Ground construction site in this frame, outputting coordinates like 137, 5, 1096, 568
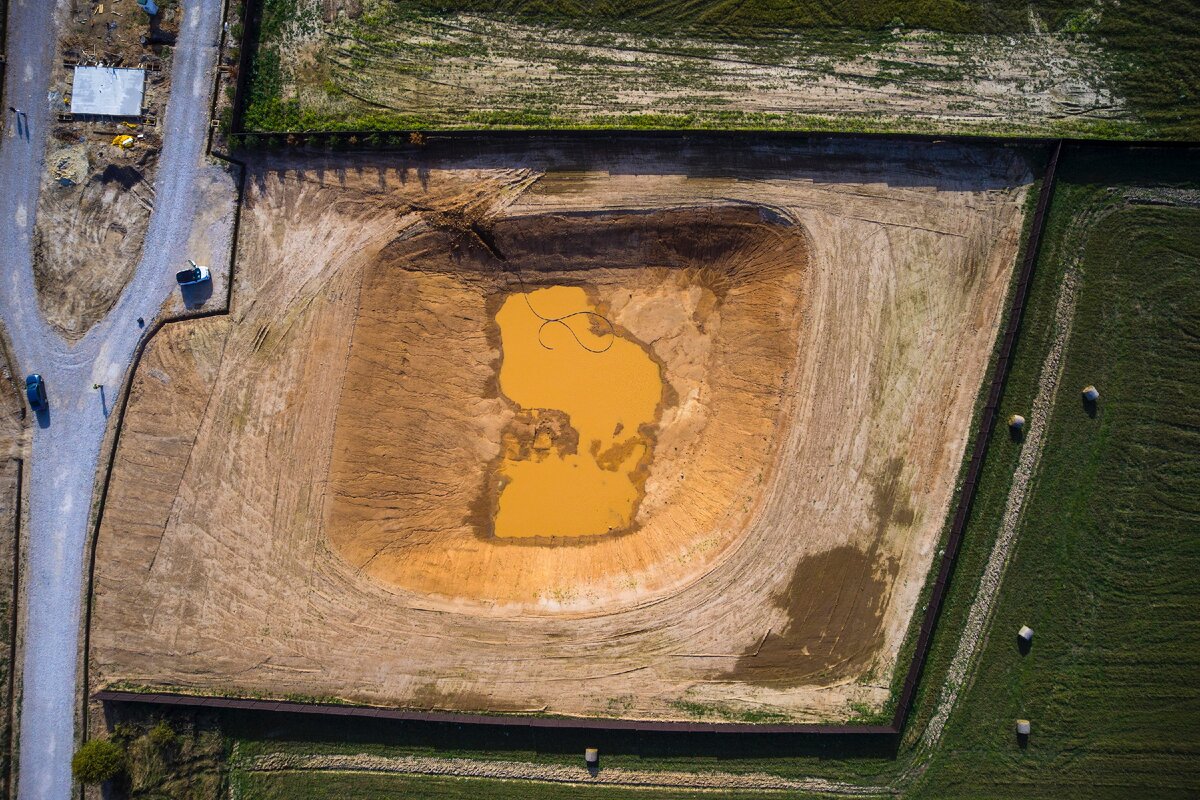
87, 137, 1030, 723
36, 0, 177, 339
1, 0, 1197, 796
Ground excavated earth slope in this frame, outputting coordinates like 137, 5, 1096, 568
329, 206, 808, 607
90, 140, 1030, 721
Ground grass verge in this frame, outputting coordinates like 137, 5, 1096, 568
232, 770, 838, 799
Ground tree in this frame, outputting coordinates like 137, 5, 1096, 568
71, 738, 126, 784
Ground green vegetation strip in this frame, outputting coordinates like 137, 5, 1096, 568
238, 1, 1200, 137
233, 770, 841, 799
910, 157, 1200, 798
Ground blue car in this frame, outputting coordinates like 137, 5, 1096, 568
25, 374, 46, 411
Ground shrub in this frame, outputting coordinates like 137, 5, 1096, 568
71, 738, 126, 784
147, 720, 178, 749
110, 722, 138, 743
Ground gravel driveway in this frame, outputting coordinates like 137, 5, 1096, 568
0, 1, 224, 797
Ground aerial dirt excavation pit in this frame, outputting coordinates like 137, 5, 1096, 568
327, 206, 808, 606
89, 144, 1031, 721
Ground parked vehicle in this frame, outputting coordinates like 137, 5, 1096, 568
175, 259, 211, 287
25, 374, 46, 410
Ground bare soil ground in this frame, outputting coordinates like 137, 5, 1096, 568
0, 337, 23, 460
0, 460, 16, 796
33, 0, 179, 339
90, 139, 1030, 722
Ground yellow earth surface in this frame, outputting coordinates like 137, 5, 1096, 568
494, 285, 663, 538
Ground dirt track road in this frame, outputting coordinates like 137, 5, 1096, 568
0, 0, 224, 797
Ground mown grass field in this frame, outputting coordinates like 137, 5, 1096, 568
910, 163, 1200, 798
233, 771, 810, 800
239, 0, 1199, 137
215, 147, 1200, 798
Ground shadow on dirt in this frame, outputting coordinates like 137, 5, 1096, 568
180, 280, 213, 309
98, 164, 144, 190
245, 133, 1037, 199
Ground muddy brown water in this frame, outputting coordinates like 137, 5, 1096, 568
493, 285, 663, 538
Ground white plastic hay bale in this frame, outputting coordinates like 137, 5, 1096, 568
585, 748, 599, 765
1016, 719, 1031, 736
1018, 625, 1034, 643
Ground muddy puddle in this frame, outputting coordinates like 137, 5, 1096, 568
493, 285, 663, 538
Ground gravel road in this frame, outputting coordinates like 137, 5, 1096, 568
0, 1, 223, 797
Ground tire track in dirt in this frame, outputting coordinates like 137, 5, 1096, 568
228, 179, 1107, 798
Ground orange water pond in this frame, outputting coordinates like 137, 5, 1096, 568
493, 285, 663, 538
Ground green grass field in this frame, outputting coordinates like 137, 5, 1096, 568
239, 0, 1200, 137
909, 172, 1200, 799
233, 771, 822, 800
397, 0, 1049, 35
217, 148, 1200, 798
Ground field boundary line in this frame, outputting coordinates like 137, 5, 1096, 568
0, 320, 24, 800
2, 456, 20, 800
226, 128, 1200, 152
888, 138, 1062, 731
92, 690, 893, 736
918, 264, 1080, 752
